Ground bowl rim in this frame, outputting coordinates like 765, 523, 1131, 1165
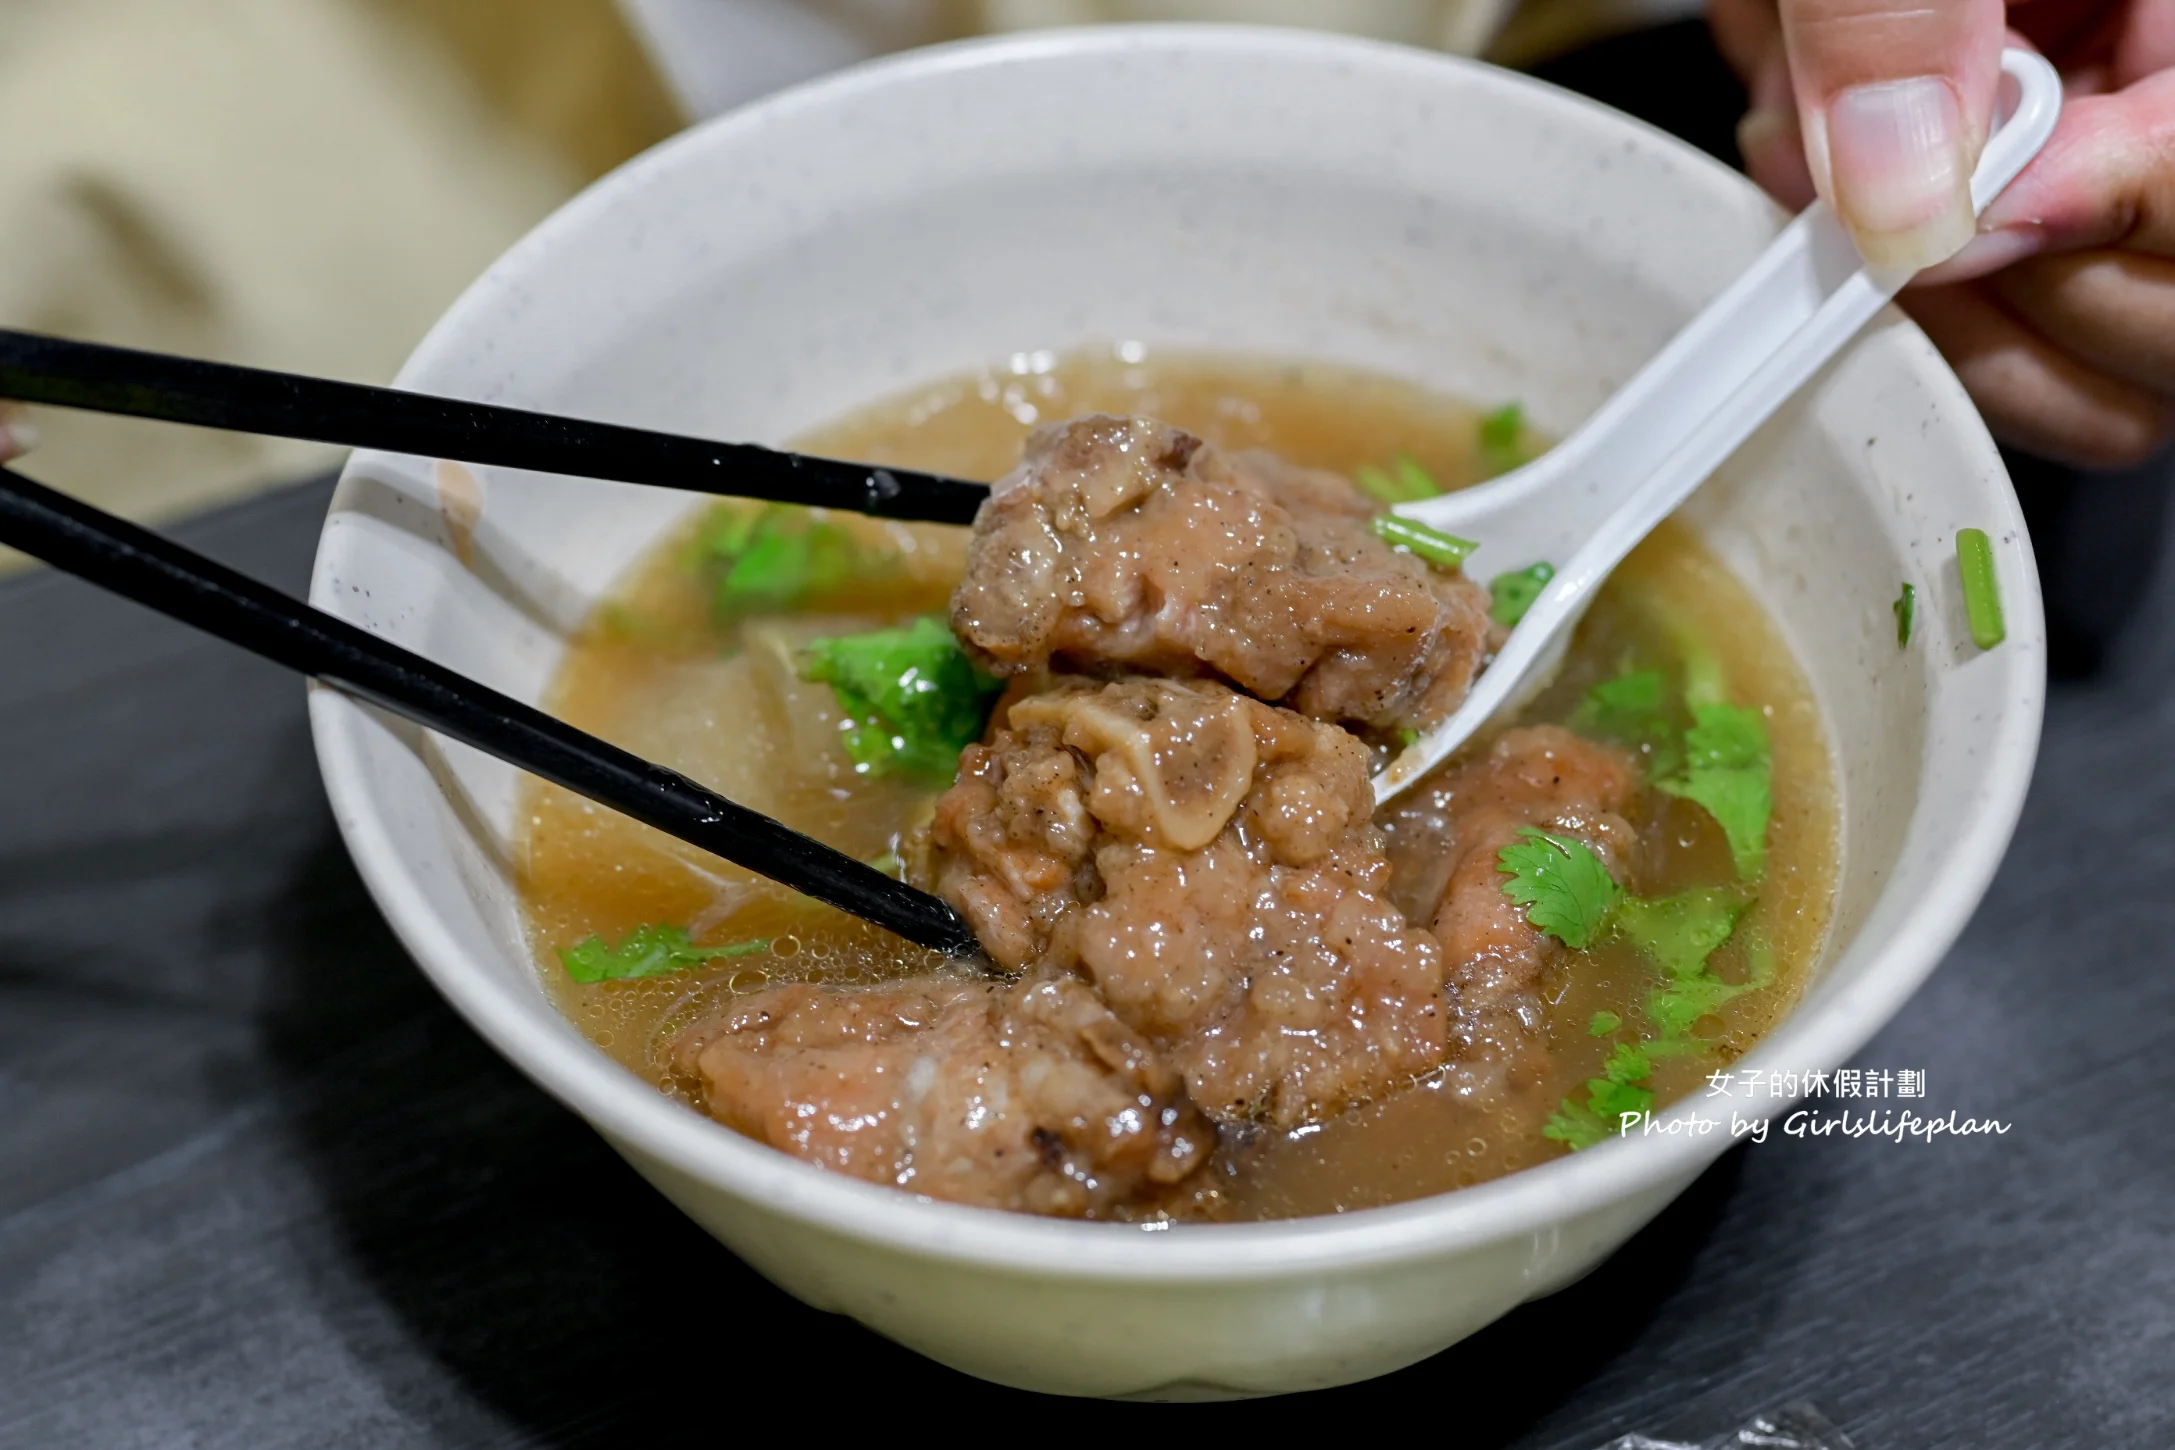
309, 23, 2044, 1281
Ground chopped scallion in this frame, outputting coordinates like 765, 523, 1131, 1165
1392, 455, 1441, 500
1478, 402, 1526, 477
1368, 514, 1478, 569
1489, 561, 1555, 627
1354, 456, 1443, 504
1354, 464, 1402, 504
1894, 581, 1915, 646
1956, 528, 2005, 649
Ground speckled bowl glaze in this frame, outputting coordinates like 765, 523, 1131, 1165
309, 27, 2043, 1399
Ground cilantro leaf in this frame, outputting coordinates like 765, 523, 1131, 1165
1541, 1101, 1611, 1150
559, 923, 769, 983
1539, 869, 1771, 1151
1657, 769, 1769, 879
1656, 702, 1772, 879
1543, 1039, 1654, 1148
1570, 667, 1683, 777
1614, 886, 1750, 979
1572, 667, 1666, 736
797, 616, 1003, 782
1478, 402, 1526, 477
1488, 562, 1555, 628
1641, 1032, 1722, 1061
1645, 925, 1774, 1036
693, 504, 762, 560
1645, 974, 1752, 1036
1601, 1041, 1652, 1089
1680, 700, 1767, 771
694, 503, 888, 620
1498, 827, 1620, 950
1584, 1077, 1655, 1132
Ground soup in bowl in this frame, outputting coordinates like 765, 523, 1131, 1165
309, 28, 2042, 1397
532, 350, 1839, 1220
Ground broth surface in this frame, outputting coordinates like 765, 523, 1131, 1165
519, 348, 1837, 1218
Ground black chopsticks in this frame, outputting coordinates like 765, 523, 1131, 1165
0, 465, 982, 959
0, 328, 990, 525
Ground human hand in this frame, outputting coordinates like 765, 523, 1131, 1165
1712, 0, 2175, 467
0, 418, 35, 465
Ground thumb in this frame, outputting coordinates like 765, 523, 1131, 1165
1779, 0, 2006, 269
0, 418, 37, 464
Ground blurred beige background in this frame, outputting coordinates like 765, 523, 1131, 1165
0, 0, 678, 541
0, 0, 1681, 562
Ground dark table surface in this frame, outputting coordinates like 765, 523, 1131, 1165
0, 461, 2171, 1448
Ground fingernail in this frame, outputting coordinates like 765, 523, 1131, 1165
0, 420, 39, 460
1826, 77, 1977, 270
1919, 223, 2045, 284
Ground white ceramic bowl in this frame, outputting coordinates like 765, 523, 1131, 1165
309, 27, 2043, 1399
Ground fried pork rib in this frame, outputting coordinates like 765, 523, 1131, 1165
1379, 724, 1640, 1085
669, 972, 1216, 1218
930, 676, 1446, 1129
673, 404, 1649, 1216
951, 415, 1497, 733
670, 707, 1641, 1213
